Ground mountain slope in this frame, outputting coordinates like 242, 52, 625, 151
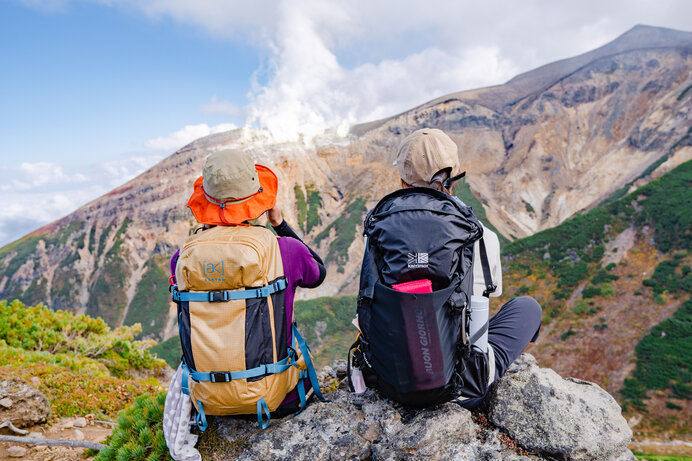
0, 25, 690, 344
497, 159, 691, 438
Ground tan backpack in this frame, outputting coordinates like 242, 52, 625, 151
171, 225, 326, 429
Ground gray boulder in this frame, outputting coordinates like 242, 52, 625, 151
487, 355, 634, 461
0, 379, 50, 428
209, 354, 633, 461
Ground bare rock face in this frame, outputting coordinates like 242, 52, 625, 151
487, 355, 634, 461
209, 355, 633, 460
0, 379, 50, 427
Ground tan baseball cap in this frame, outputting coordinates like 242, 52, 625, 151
395, 128, 460, 187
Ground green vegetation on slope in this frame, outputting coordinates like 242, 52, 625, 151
124, 256, 171, 340
0, 299, 164, 419
294, 295, 357, 367
621, 255, 692, 410
88, 219, 131, 325
295, 185, 323, 234
315, 197, 366, 269
455, 181, 509, 247
151, 335, 182, 368
504, 160, 692, 314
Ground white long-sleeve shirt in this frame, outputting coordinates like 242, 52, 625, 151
472, 224, 502, 298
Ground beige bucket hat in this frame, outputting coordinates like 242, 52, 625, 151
187, 149, 278, 225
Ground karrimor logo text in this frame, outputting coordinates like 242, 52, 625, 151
407, 252, 429, 268
202, 260, 225, 282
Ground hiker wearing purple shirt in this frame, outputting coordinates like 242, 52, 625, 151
169, 148, 326, 421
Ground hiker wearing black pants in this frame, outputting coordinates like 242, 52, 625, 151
352, 128, 542, 409
399, 128, 542, 409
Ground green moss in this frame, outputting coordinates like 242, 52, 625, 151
123, 256, 170, 340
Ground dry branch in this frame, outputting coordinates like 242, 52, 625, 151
0, 435, 106, 450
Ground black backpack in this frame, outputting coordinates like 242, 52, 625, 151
348, 187, 496, 407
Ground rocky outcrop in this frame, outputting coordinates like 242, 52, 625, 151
0, 380, 50, 428
487, 354, 633, 461
208, 355, 634, 461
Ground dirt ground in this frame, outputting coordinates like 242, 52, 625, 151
0, 416, 112, 461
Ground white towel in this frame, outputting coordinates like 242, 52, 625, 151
163, 365, 201, 461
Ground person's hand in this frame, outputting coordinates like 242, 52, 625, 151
267, 204, 283, 227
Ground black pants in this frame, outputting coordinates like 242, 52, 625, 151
459, 296, 542, 410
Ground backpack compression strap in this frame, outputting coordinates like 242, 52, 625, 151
478, 238, 497, 298
171, 278, 287, 302
182, 348, 298, 383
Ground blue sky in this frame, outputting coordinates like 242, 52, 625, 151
0, 0, 690, 246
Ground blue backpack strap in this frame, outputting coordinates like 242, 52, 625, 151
172, 278, 287, 303
256, 398, 271, 429
187, 349, 297, 383
180, 362, 191, 396
295, 370, 307, 415
293, 324, 328, 402
195, 400, 208, 432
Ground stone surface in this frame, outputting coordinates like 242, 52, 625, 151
0, 397, 13, 409
488, 355, 634, 461
210, 355, 634, 461
73, 417, 87, 428
6, 446, 27, 458
0, 379, 50, 428
72, 429, 85, 441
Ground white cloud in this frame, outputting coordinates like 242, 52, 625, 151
99, 155, 165, 186
0, 154, 165, 246
0, 162, 88, 192
144, 123, 237, 151
99, 0, 692, 142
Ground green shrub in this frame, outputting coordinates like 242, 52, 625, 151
621, 298, 692, 408
560, 329, 576, 340
582, 286, 602, 298
0, 299, 164, 377
665, 401, 683, 410
93, 392, 171, 461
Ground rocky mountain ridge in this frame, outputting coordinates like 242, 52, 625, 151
0, 25, 690, 344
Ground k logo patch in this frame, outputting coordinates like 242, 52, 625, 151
407, 252, 429, 268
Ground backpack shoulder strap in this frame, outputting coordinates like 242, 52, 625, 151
478, 237, 497, 298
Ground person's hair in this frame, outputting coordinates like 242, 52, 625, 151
401, 168, 454, 195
